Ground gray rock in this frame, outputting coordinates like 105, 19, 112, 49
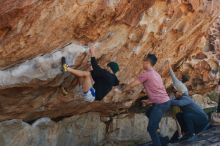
0, 113, 106, 146
107, 114, 176, 142
0, 113, 177, 146
170, 126, 220, 146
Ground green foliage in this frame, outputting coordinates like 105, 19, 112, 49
207, 91, 219, 102
204, 106, 217, 115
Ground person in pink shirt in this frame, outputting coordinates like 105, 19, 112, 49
124, 53, 170, 146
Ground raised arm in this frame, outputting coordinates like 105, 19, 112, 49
89, 47, 106, 76
169, 65, 180, 84
167, 60, 189, 94
90, 57, 104, 74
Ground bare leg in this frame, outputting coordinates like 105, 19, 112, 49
67, 67, 90, 77
79, 77, 93, 93
67, 68, 93, 92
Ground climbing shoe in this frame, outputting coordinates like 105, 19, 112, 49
61, 57, 68, 72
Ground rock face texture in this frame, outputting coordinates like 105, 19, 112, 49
0, 0, 220, 145
0, 0, 220, 122
0, 113, 176, 146
192, 94, 217, 109
170, 126, 220, 146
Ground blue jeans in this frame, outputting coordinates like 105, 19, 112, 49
176, 112, 209, 136
218, 97, 220, 113
146, 101, 171, 146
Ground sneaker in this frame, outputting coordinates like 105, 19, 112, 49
201, 123, 211, 131
185, 134, 198, 142
179, 133, 190, 141
61, 57, 68, 72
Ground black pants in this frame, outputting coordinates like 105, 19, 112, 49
176, 112, 209, 136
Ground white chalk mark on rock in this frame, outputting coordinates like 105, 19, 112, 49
0, 43, 87, 88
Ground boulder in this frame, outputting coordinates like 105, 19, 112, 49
192, 94, 217, 109
0, 113, 177, 146
0, 0, 220, 122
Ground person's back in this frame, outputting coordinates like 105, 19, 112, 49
171, 94, 209, 142
90, 57, 119, 100
172, 95, 208, 119
91, 69, 119, 100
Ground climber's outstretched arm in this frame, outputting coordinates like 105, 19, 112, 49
123, 79, 141, 93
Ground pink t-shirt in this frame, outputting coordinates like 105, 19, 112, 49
138, 69, 170, 104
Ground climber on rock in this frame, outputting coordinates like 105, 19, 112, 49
62, 46, 119, 102
171, 90, 210, 142
123, 53, 171, 146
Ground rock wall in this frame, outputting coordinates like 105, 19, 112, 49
0, 0, 220, 142
0, 43, 86, 88
0, 113, 176, 146
0, 0, 220, 145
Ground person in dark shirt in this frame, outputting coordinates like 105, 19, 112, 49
171, 91, 209, 142
62, 47, 119, 102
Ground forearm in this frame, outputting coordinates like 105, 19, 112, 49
90, 48, 96, 57
171, 99, 190, 106
169, 68, 179, 83
125, 79, 141, 91
171, 100, 182, 106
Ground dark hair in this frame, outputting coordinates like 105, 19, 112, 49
182, 74, 190, 83
218, 79, 220, 85
144, 53, 157, 66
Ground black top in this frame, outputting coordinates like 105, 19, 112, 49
90, 57, 119, 100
